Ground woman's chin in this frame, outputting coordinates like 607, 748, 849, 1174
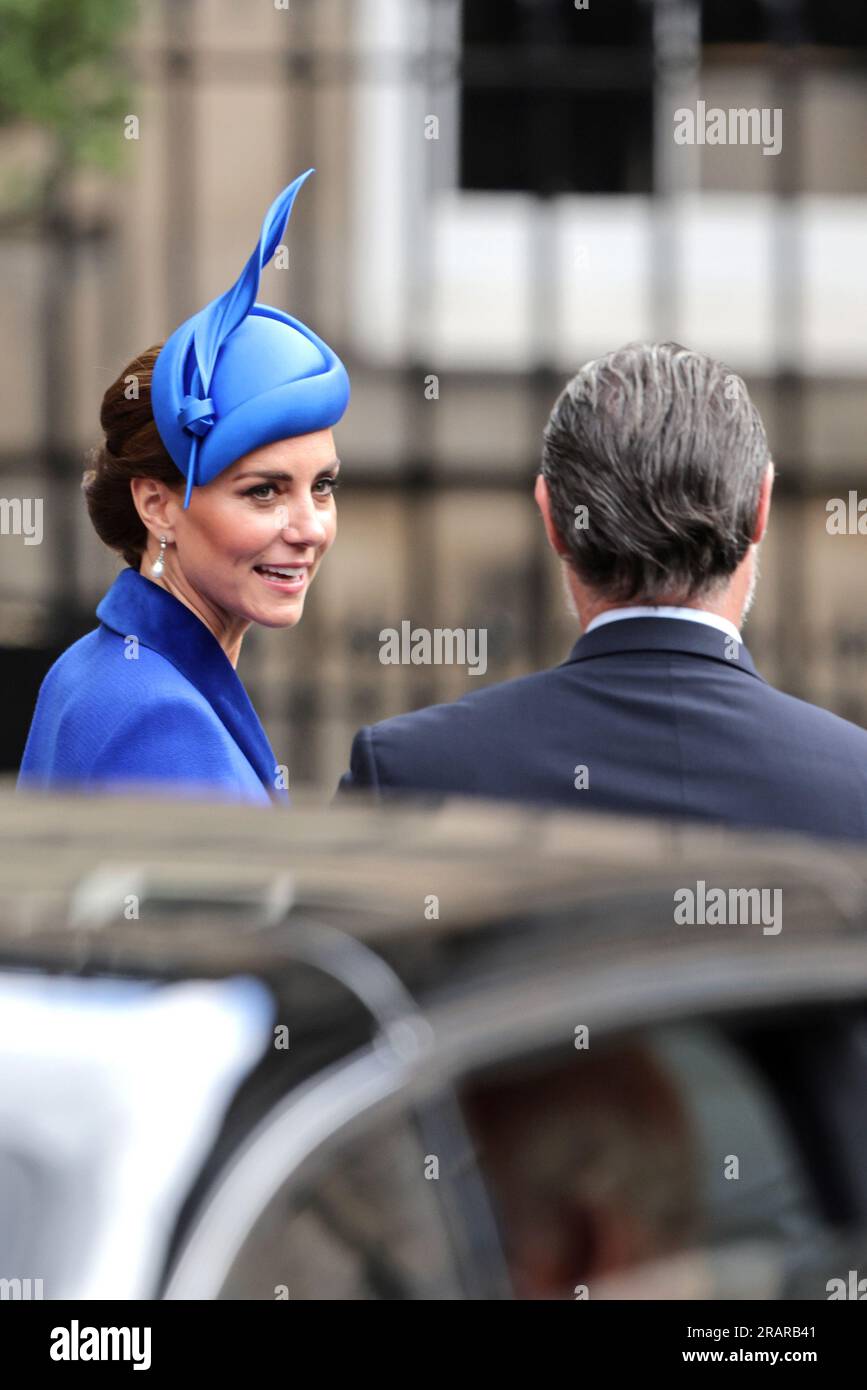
249, 597, 306, 629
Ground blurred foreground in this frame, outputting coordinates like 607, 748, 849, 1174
0, 785, 866, 1299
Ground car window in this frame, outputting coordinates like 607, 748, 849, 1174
459, 1018, 861, 1299
215, 1104, 467, 1300
204, 1014, 866, 1300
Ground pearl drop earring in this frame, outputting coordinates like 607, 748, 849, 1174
151, 534, 168, 577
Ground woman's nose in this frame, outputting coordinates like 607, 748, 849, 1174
274, 499, 328, 546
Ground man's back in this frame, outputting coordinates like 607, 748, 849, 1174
338, 617, 867, 843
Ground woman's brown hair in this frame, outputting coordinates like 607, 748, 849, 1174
82, 346, 185, 568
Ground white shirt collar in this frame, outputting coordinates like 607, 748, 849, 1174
583, 605, 743, 645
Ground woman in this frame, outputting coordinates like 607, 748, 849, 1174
18, 170, 349, 806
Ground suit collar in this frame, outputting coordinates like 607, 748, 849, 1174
562, 615, 762, 678
584, 604, 742, 645
96, 567, 287, 802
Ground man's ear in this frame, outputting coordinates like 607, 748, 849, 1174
751, 461, 774, 545
534, 473, 570, 559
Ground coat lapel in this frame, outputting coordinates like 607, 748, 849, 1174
96, 568, 288, 803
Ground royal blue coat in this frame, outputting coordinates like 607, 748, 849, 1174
18, 567, 288, 807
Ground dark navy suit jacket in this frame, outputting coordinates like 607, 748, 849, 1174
338, 616, 867, 842
18, 567, 287, 807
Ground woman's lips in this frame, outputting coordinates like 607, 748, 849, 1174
253, 564, 308, 594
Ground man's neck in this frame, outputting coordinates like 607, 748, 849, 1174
572, 557, 753, 635
581, 594, 741, 629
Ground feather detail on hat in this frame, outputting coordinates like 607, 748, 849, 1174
180, 169, 314, 507
151, 168, 349, 509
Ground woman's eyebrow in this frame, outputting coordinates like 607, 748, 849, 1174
234, 459, 341, 482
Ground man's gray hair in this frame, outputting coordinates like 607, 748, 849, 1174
540, 342, 771, 603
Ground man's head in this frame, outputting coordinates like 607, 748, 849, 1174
535, 342, 773, 627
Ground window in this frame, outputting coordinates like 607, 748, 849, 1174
703, 0, 867, 47
460, 0, 654, 194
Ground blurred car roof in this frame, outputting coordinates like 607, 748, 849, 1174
2, 783, 867, 985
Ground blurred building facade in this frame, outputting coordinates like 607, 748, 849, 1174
0, 0, 865, 793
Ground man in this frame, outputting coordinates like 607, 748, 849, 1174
338, 342, 867, 841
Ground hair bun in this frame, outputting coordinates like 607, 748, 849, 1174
83, 345, 183, 569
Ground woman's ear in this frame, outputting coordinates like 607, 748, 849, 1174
534, 473, 570, 559
130, 476, 178, 541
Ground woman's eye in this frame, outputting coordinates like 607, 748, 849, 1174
246, 483, 277, 500
314, 476, 339, 497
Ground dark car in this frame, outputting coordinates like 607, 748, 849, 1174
0, 786, 866, 1300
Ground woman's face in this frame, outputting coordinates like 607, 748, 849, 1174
168, 429, 340, 629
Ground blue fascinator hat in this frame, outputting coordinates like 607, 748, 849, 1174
151, 168, 350, 509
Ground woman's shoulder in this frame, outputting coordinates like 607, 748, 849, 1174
29, 624, 223, 760
41, 623, 206, 708
20, 622, 246, 790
